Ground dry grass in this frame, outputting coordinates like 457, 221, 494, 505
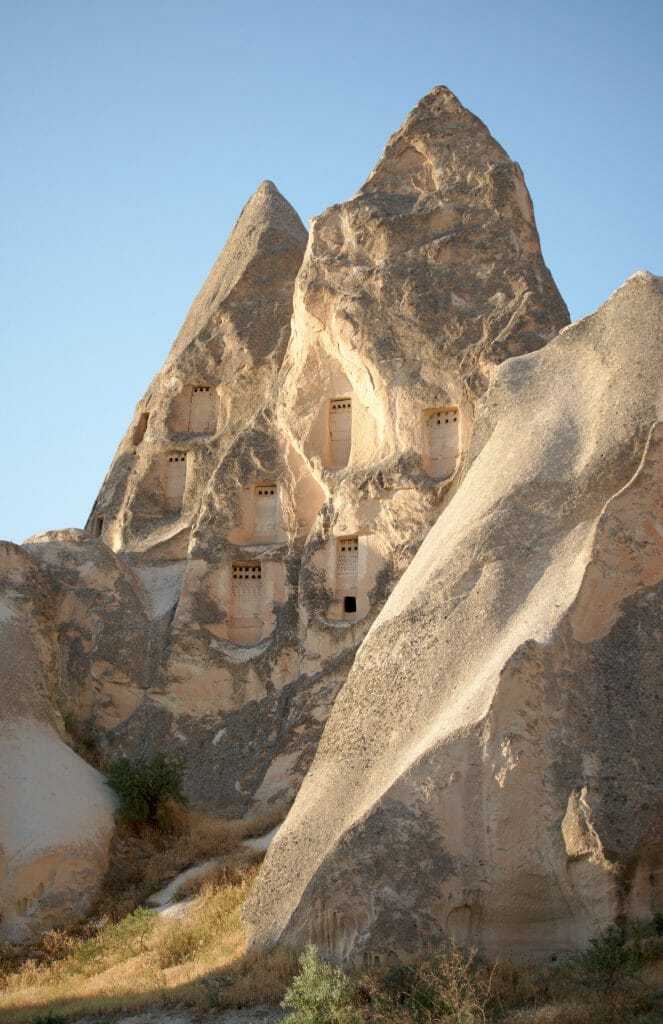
96, 799, 287, 921
0, 860, 297, 1023
360, 932, 663, 1024
465, 937, 663, 1024
1, 803, 661, 1024
0, 802, 294, 1023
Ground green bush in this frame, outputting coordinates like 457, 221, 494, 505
71, 907, 155, 970
106, 753, 186, 828
104, 906, 155, 954
581, 923, 643, 993
282, 943, 364, 1024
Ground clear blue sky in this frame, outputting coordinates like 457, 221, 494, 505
1, 0, 661, 543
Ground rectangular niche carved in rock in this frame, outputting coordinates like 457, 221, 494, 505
92, 514, 104, 538
425, 406, 459, 479
189, 385, 213, 433
229, 562, 263, 645
132, 412, 149, 445
329, 398, 352, 467
253, 483, 278, 538
165, 452, 187, 510
335, 536, 358, 617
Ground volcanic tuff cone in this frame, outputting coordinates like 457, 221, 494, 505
4, 88, 588, 943
20, 88, 569, 826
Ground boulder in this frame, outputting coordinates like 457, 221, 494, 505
0, 542, 116, 942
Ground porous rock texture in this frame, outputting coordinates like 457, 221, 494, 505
24, 87, 568, 824
244, 271, 663, 963
0, 542, 116, 942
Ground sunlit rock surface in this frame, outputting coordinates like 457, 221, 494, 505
21, 87, 568, 823
244, 272, 663, 962
8, 89, 659, 957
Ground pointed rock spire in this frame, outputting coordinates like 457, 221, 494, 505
88, 183, 307, 551
170, 180, 307, 360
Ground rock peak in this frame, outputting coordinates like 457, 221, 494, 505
168, 183, 306, 358
255, 178, 283, 196
242, 178, 301, 218
407, 83, 461, 111
361, 86, 508, 195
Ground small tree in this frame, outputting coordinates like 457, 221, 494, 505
107, 753, 186, 828
281, 943, 363, 1024
581, 923, 642, 993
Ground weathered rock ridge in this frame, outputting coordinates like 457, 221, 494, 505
244, 271, 663, 962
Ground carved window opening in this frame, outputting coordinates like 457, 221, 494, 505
329, 398, 352, 468
92, 515, 104, 538
336, 536, 358, 618
189, 385, 213, 433
132, 412, 149, 445
169, 385, 216, 434
425, 406, 459, 479
228, 561, 263, 646
165, 451, 187, 510
253, 482, 278, 538
15, 880, 45, 916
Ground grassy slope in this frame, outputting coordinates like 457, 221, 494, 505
0, 805, 297, 1022
1, 807, 661, 1023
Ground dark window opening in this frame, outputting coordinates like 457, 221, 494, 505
232, 562, 262, 581
344, 595, 357, 614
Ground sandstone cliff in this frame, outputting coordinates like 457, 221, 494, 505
244, 271, 663, 962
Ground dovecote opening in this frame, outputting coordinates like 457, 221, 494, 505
424, 406, 459, 479
336, 536, 359, 618
228, 561, 263, 646
92, 515, 104, 538
329, 398, 352, 468
132, 412, 149, 445
189, 385, 213, 433
168, 384, 217, 434
253, 482, 278, 539
165, 451, 187, 510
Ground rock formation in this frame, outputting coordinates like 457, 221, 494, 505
3, 86, 659, 957
244, 271, 663, 962
24, 87, 568, 823
0, 542, 116, 942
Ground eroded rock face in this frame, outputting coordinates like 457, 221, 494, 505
244, 272, 663, 963
0, 543, 116, 942
34, 88, 567, 819
3, 87, 660, 955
